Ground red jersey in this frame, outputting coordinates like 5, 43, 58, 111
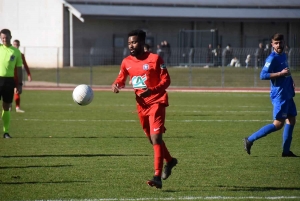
114, 52, 170, 107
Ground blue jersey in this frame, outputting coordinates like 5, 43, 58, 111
260, 51, 295, 101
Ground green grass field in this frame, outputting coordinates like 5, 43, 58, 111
0, 90, 300, 201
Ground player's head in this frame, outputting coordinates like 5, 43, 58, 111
13, 39, 20, 49
0, 29, 12, 46
127, 29, 146, 57
144, 44, 150, 52
271, 33, 285, 54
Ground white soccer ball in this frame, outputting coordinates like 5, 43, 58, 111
72, 84, 94, 106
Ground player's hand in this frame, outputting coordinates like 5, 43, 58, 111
14, 87, 19, 94
138, 88, 151, 98
28, 75, 32, 82
280, 68, 290, 76
112, 83, 119, 93
293, 82, 295, 90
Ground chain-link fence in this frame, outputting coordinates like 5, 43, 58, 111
22, 47, 300, 88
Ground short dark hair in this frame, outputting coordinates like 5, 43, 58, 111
271, 33, 284, 41
0, 29, 11, 36
14, 39, 20, 44
128, 29, 146, 42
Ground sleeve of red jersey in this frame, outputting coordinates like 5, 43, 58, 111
148, 56, 171, 94
113, 60, 129, 89
22, 54, 31, 75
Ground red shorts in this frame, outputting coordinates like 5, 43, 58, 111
137, 103, 166, 137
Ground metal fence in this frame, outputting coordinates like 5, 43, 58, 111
22, 47, 300, 88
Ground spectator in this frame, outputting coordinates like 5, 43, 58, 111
163, 40, 171, 66
188, 46, 195, 64
264, 43, 271, 58
285, 45, 290, 59
156, 44, 164, 58
206, 44, 214, 64
144, 44, 151, 52
245, 54, 251, 68
213, 44, 222, 66
224, 44, 233, 66
255, 42, 264, 67
229, 57, 240, 67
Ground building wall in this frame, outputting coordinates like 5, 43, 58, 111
1, 0, 299, 67
0, 0, 63, 68
70, 16, 300, 66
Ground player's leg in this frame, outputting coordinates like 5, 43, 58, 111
147, 104, 177, 188
244, 101, 285, 155
15, 85, 24, 113
282, 99, 297, 157
156, 105, 177, 180
137, 105, 163, 188
2, 84, 14, 138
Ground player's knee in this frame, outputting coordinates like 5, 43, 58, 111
273, 121, 284, 130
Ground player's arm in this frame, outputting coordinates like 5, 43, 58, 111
148, 57, 171, 94
260, 59, 290, 80
22, 54, 32, 81
14, 51, 23, 94
112, 61, 128, 93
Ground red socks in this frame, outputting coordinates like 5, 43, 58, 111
162, 141, 172, 163
153, 141, 173, 177
153, 144, 164, 177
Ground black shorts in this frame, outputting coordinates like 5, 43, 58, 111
0, 77, 15, 103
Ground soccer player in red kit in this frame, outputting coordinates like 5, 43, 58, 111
13, 40, 32, 113
112, 30, 177, 189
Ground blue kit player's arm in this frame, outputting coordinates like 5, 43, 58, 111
260, 57, 290, 80
260, 58, 274, 80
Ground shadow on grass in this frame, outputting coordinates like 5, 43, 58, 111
217, 185, 300, 191
0, 165, 73, 169
1, 154, 149, 158
0, 180, 89, 185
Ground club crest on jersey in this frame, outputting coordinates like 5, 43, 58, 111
264, 62, 270, 68
143, 64, 149, 70
160, 63, 166, 69
131, 74, 147, 89
10, 55, 15, 61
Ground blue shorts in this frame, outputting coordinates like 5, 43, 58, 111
272, 98, 297, 120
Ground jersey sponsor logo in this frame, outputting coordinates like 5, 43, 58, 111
143, 64, 149, 70
10, 55, 15, 61
264, 62, 271, 68
160, 63, 166, 69
126, 67, 132, 70
132, 74, 147, 89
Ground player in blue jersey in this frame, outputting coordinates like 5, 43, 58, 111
243, 33, 297, 157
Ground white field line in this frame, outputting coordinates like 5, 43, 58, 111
32, 196, 300, 200
18, 119, 272, 122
